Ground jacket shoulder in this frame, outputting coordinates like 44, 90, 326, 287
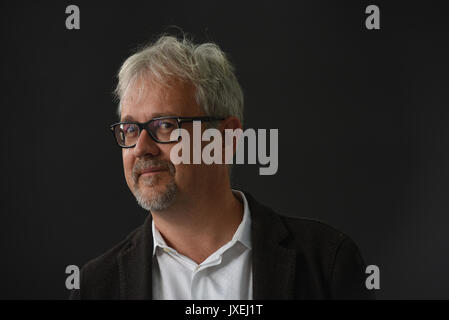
278, 214, 357, 271
279, 215, 348, 251
278, 214, 373, 299
75, 225, 144, 299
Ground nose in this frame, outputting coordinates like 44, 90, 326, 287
132, 128, 160, 158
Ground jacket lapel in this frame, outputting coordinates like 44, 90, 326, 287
115, 192, 296, 300
245, 192, 297, 299
117, 215, 153, 299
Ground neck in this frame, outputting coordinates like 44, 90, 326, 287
150, 178, 244, 265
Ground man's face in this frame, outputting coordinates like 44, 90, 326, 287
120, 76, 204, 212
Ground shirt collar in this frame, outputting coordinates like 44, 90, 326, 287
152, 219, 169, 256
230, 189, 252, 250
152, 189, 252, 256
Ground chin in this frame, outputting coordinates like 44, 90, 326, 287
133, 179, 178, 212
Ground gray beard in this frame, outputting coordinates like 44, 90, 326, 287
131, 157, 177, 212
133, 175, 178, 212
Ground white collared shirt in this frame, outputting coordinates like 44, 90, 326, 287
151, 190, 253, 300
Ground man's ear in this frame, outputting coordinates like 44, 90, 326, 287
220, 116, 243, 162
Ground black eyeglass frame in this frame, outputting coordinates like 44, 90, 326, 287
110, 116, 225, 148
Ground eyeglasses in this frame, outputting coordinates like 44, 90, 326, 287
110, 116, 224, 148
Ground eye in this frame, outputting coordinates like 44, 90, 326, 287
153, 119, 176, 131
121, 124, 139, 136
160, 121, 174, 129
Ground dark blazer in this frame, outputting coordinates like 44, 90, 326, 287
70, 192, 375, 300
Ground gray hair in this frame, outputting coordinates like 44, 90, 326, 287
114, 35, 244, 125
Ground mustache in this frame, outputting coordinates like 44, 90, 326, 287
132, 158, 175, 182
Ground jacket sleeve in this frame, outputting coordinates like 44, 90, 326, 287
69, 289, 81, 300
329, 237, 376, 299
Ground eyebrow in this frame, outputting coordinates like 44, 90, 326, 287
120, 113, 179, 122
121, 115, 136, 122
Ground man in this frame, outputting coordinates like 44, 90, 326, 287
70, 35, 374, 300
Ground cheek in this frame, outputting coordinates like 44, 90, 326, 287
122, 151, 135, 185
173, 163, 200, 184
162, 144, 176, 164
164, 145, 189, 180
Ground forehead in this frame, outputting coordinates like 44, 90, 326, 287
120, 76, 202, 121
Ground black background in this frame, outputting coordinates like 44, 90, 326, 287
1, 0, 448, 299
